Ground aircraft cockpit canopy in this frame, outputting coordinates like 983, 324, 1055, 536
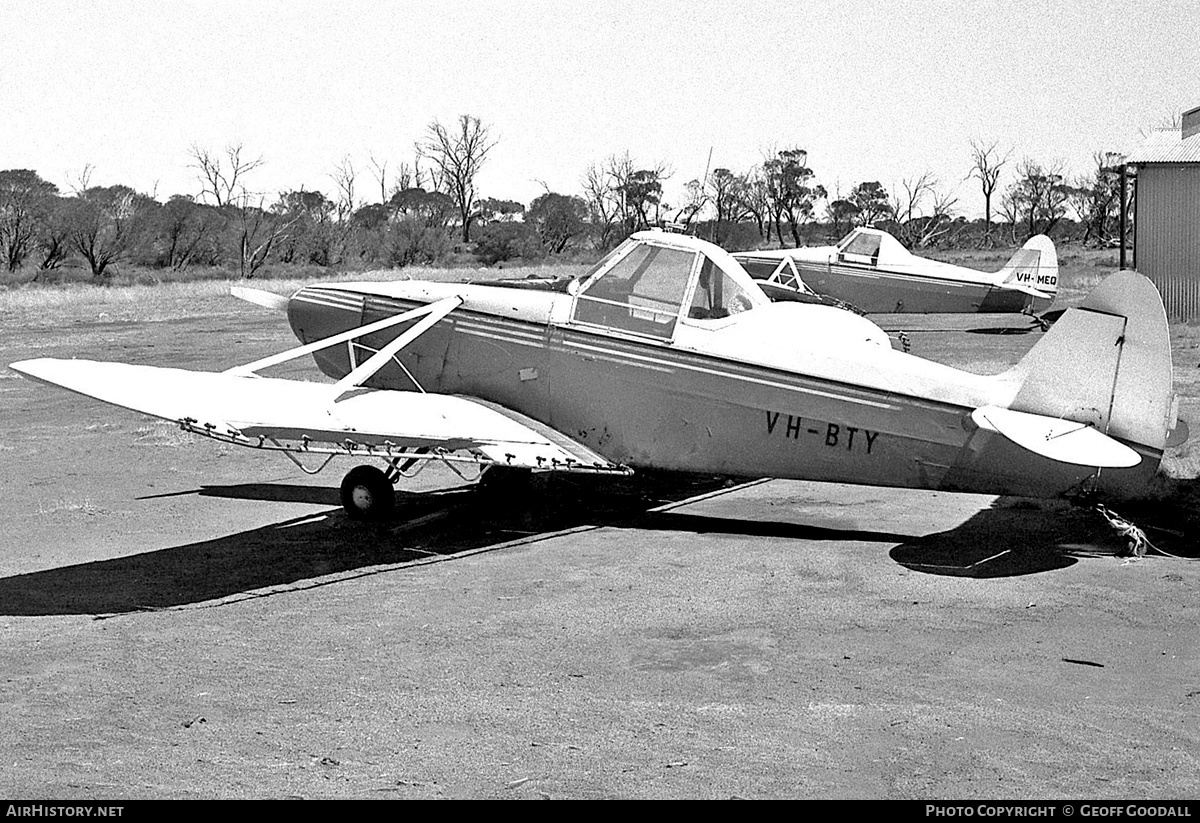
836, 227, 908, 269
570, 232, 767, 341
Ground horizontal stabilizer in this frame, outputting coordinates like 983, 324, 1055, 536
9, 358, 628, 474
971, 405, 1140, 468
231, 286, 289, 311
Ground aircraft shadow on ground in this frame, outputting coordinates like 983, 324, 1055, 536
890, 498, 1155, 578
965, 326, 1037, 336
0, 477, 1162, 617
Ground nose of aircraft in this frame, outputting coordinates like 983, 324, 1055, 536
287, 285, 366, 346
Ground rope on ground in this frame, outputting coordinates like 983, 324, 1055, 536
1093, 504, 1188, 560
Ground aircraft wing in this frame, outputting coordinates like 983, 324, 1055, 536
9, 358, 628, 473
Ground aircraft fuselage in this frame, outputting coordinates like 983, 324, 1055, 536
287, 281, 1159, 500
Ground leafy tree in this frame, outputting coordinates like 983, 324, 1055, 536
274, 189, 335, 265
389, 187, 455, 229
764, 149, 826, 246
154, 195, 223, 270
706, 168, 751, 245
476, 197, 524, 224
848, 181, 893, 227
526, 192, 588, 253
35, 195, 73, 272
67, 185, 156, 280
1001, 159, 1069, 240
0, 169, 59, 271
826, 199, 861, 238
417, 114, 496, 242
621, 169, 664, 231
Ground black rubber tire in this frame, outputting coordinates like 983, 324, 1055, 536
340, 465, 396, 521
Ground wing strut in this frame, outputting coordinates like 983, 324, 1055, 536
226, 296, 462, 377
332, 296, 461, 398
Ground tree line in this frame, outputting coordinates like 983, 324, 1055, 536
0, 114, 1132, 283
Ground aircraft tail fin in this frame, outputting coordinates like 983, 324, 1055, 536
1001, 270, 1178, 464
997, 235, 1058, 298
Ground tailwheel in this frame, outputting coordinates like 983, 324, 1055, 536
340, 464, 396, 521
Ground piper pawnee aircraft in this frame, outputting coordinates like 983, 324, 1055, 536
733, 227, 1059, 314
9, 229, 1184, 521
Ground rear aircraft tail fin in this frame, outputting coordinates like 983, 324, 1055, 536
997, 235, 1058, 298
1001, 270, 1177, 460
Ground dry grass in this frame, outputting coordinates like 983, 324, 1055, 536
0, 263, 588, 325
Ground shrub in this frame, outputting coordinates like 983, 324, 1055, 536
474, 222, 543, 266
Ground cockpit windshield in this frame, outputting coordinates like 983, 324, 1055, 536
570, 233, 766, 341
573, 243, 696, 339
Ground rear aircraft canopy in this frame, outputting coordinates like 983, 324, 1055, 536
569, 230, 770, 341
836, 227, 908, 268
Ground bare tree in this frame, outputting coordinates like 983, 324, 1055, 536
66, 164, 94, 197
1066, 151, 1122, 247
1139, 107, 1184, 138
582, 153, 670, 248
967, 139, 1011, 247
328, 156, 359, 263
368, 154, 389, 205
330, 156, 357, 221
190, 143, 264, 207
739, 166, 771, 240
582, 162, 620, 248
672, 178, 709, 231
232, 199, 299, 278
891, 172, 958, 249
417, 115, 496, 242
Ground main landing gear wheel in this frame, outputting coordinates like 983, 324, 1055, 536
340, 465, 396, 521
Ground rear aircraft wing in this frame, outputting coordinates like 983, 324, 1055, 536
9, 358, 629, 474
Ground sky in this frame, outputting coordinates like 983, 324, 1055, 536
3, 0, 1198, 218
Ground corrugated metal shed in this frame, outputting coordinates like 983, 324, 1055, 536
1125, 130, 1200, 164
1125, 117, 1200, 322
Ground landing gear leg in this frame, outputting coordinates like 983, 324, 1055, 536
340, 465, 396, 521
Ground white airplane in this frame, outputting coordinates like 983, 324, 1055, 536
10, 230, 1183, 521
733, 227, 1059, 314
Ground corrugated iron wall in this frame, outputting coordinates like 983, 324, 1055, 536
1136, 164, 1200, 322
